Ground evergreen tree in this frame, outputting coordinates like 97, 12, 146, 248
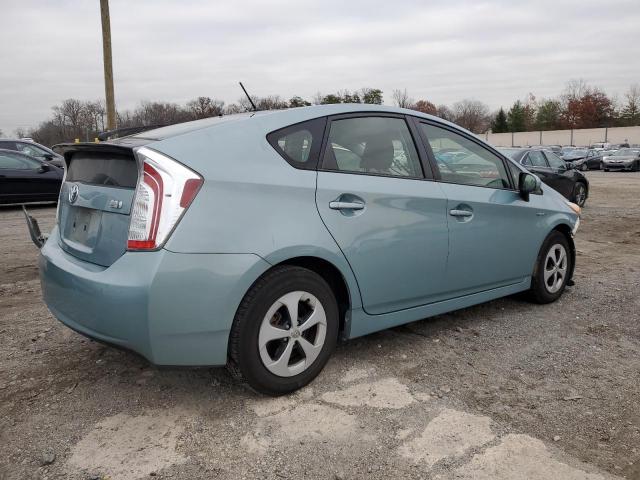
507, 101, 526, 132
491, 108, 509, 133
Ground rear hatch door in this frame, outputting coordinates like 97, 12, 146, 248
57, 143, 141, 267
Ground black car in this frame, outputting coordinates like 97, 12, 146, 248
565, 149, 612, 171
0, 149, 63, 205
0, 139, 64, 167
498, 147, 589, 207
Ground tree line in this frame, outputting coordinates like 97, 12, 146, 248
14, 80, 640, 147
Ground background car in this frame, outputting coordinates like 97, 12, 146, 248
602, 148, 640, 171
0, 139, 64, 167
498, 147, 589, 206
0, 149, 63, 205
570, 149, 614, 171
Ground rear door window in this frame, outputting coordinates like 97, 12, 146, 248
0, 152, 41, 169
321, 116, 423, 178
267, 118, 326, 170
526, 151, 548, 167
16, 142, 49, 159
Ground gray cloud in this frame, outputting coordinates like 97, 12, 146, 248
1, 0, 639, 135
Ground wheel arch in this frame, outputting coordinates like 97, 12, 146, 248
276, 256, 353, 340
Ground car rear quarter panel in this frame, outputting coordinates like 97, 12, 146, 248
147, 117, 364, 311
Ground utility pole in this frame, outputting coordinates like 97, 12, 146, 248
100, 0, 116, 130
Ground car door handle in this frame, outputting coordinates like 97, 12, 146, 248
449, 209, 473, 217
329, 201, 365, 211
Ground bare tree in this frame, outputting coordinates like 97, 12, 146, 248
622, 84, 640, 125
392, 89, 413, 108
186, 96, 224, 119
436, 105, 455, 122
14, 127, 27, 138
452, 99, 490, 133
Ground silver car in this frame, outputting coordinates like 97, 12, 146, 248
602, 148, 640, 171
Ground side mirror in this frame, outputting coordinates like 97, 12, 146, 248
519, 172, 541, 201
37, 164, 50, 173
43, 153, 54, 160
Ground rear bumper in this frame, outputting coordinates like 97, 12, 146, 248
39, 227, 270, 365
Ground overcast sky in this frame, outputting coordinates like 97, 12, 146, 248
1, 0, 639, 135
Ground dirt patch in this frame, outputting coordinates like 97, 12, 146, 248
67, 410, 188, 479
454, 434, 610, 480
399, 408, 495, 466
321, 377, 416, 409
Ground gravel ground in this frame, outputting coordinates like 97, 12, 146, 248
1, 171, 639, 480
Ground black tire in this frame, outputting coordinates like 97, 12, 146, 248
572, 182, 587, 207
227, 265, 339, 396
528, 231, 572, 304
634, 161, 640, 172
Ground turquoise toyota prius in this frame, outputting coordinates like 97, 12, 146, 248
35, 104, 581, 395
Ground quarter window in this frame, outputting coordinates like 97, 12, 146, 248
420, 123, 511, 189
267, 118, 326, 170
322, 116, 423, 178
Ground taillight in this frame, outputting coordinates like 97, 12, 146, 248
127, 147, 203, 251
55, 158, 69, 225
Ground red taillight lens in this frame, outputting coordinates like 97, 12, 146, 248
127, 147, 203, 251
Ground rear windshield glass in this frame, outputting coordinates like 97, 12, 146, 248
66, 152, 138, 188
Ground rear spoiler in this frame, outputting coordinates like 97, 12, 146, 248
52, 142, 137, 158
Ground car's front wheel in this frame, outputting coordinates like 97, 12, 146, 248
528, 231, 572, 304
572, 182, 587, 207
228, 265, 339, 396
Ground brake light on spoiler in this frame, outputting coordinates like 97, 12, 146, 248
127, 147, 203, 251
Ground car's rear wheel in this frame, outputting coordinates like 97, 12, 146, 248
228, 265, 339, 396
528, 231, 572, 304
572, 182, 587, 207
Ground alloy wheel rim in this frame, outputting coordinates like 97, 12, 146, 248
543, 244, 568, 293
575, 184, 586, 206
258, 291, 327, 377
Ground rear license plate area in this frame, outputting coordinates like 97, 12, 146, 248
67, 207, 101, 244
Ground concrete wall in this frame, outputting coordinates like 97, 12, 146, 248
480, 126, 640, 147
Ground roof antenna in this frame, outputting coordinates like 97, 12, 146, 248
239, 81, 257, 112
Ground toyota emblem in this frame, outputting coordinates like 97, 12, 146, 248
68, 184, 79, 204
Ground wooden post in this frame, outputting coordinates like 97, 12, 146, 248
100, 0, 116, 130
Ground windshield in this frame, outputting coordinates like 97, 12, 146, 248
564, 149, 587, 159
614, 148, 639, 156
